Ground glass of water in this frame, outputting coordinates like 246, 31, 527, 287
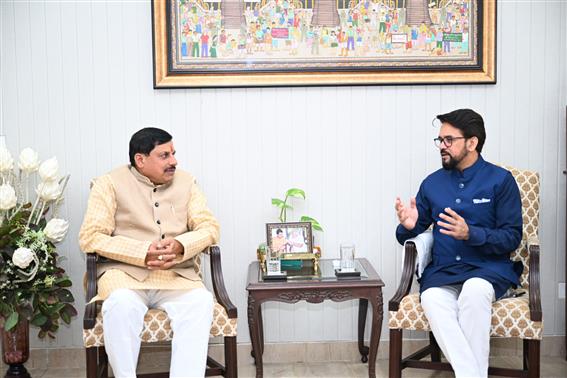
340, 243, 355, 272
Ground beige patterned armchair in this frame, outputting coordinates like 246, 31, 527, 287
83, 246, 238, 377
388, 167, 542, 377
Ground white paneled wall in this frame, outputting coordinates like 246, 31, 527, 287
1, 0, 566, 349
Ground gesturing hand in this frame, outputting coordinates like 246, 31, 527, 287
437, 207, 469, 240
395, 197, 418, 231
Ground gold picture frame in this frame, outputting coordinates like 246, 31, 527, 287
266, 222, 314, 259
152, 0, 495, 88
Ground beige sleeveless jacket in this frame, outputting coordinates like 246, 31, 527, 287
79, 165, 220, 300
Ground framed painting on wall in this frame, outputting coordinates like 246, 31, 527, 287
152, 0, 496, 88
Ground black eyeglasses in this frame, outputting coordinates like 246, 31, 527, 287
433, 136, 467, 148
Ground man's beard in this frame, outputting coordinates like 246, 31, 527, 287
441, 149, 467, 170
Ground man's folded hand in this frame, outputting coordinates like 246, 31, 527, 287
145, 240, 180, 270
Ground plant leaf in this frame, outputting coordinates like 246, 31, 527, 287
46, 296, 57, 305
271, 199, 292, 209
41, 302, 65, 316
4, 311, 19, 331
0, 301, 11, 317
55, 277, 72, 287
56, 289, 74, 303
286, 188, 305, 199
300, 216, 324, 232
60, 311, 71, 325
311, 223, 323, 232
31, 314, 48, 327
52, 303, 66, 316
38, 292, 49, 303
61, 304, 78, 318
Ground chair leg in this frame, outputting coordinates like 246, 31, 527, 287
429, 332, 441, 362
86, 348, 98, 378
523, 339, 528, 370
524, 339, 540, 378
224, 336, 238, 378
98, 346, 109, 378
389, 329, 402, 378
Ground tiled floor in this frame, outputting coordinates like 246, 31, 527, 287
19, 356, 567, 377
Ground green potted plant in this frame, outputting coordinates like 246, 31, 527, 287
271, 188, 323, 231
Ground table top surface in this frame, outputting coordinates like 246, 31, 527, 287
246, 258, 384, 290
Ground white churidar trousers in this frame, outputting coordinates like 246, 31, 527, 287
420, 277, 495, 378
101, 287, 214, 378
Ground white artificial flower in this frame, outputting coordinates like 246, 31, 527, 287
44, 218, 69, 243
0, 183, 17, 210
18, 148, 40, 173
0, 145, 14, 173
38, 157, 59, 182
36, 181, 61, 201
12, 247, 34, 269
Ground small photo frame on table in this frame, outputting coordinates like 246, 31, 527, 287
266, 222, 313, 258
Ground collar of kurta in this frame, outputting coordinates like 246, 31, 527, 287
451, 154, 486, 179
128, 165, 174, 190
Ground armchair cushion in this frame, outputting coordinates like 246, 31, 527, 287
83, 300, 237, 348
503, 167, 540, 289
388, 292, 542, 340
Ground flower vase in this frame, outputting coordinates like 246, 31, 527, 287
1, 320, 31, 378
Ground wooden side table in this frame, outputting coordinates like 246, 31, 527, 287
246, 258, 385, 378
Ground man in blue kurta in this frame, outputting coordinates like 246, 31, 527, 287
395, 109, 523, 378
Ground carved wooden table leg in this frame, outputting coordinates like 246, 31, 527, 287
358, 298, 369, 363
258, 305, 264, 357
367, 288, 384, 378
247, 294, 263, 377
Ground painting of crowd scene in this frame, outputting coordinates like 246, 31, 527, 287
172, 0, 474, 66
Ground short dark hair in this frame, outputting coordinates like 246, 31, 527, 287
129, 127, 172, 167
436, 109, 486, 153
276, 229, 283, 234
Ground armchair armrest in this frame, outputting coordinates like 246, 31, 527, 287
209, 246, 237, 319
84, 253, 98, 329
388, 242, 417, 312
527, 237, 542, 322
82, 247, 238, 328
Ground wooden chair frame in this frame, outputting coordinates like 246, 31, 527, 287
83, 246, 238, 378
388, 242, 542, 378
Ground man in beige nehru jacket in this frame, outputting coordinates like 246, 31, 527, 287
79, 127, 219, 378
